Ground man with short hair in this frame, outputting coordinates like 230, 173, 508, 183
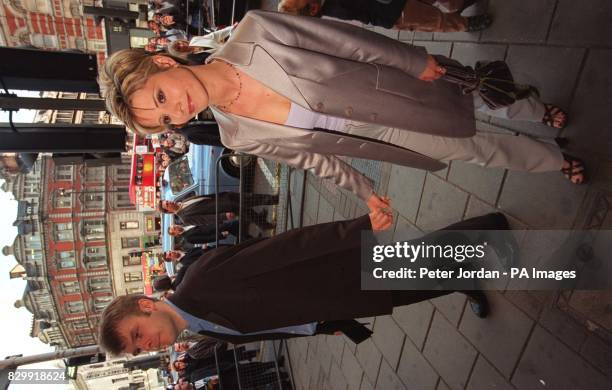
159, 192, 279, 226
99, 212, 515, 355
168, 222, 237, 245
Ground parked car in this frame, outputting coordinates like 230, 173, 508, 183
160, 143, 247, 255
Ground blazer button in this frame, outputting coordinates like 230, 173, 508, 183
315, 102, 325, 112
345, 106, 353, 116
370, 113, 378, 122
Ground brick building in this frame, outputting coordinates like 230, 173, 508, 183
2, 152, 162, 348
0, 0, 107, 63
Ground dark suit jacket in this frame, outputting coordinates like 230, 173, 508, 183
179, 225, 225, 245
321, 0, 407, 28
168, 215, 392, 344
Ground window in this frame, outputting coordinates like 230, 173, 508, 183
54, 223, 73, 242
126, 287, 144, 294
61, 281, 81, 294
124, 272, 142, 282
56, 250, 76, 268
84, 167, 105, 183
120, 221, 139, 230
121, 237, 140, 249
70, 321, 90, 331
84, 246, 107, 269
93, 295, 113, 312
82, 189, 105, 210
114, 188, 132, 208
76, 334, 95, 345
114, 167, 131, 181
89, 276, 111, 291
122, 255, 141, 266
55, 109, 74, 123
54, 193, 72, 208
81, 220, 105, 241
65, 301, 84, 314
54, 165, 73, 180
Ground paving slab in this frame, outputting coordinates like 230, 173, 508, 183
450, 42, 507, 67
327, 334, 346, 365
304, 182, 321, 223
433, 30, 480, 43
431, 292, 467, 327
372, 315, 406, 370
563, 49, 612, 158
373, 26, 400, 39
539, 306, 589, 352
512, 326, 611, 390
341, 346, 364, 390
316, 195, 335, 224
424, 312, 478, 390
466, 355, 514, 390
548, 0, 612, 47
376, 359, 408, 390
316, 335, 334, 375
355, 338, 383, 385
387, 164, 427, 223
503, 290, 546, 320
396, 337, 439, 390
448, 161, 505, 205
392, 214, 424, 242
459, 291, 534, 378
392, 300, 435, 351
497, 170, 587, 228
328, 360, 349, 390
579, 334, 612, 378
360, 376, 375, 390
414, 40, 453, 56
416, 174, 469, 232
436, 380, 451, 390
464, 196, 497, 219
480, 0, 556, 43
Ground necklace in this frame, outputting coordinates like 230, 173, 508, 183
218, 61, 242, 111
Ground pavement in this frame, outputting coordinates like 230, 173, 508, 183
254, 1, 612, 389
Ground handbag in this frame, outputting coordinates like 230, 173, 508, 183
442, 60, 539, 110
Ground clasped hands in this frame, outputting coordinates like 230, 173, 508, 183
367, 193, 393, 231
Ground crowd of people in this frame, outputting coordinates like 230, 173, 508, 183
96, 1, 586, 389
166, 339, 290, 389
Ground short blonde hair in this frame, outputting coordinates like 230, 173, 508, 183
98, 48, 168, 134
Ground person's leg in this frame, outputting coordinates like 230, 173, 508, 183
474, 93, 546, 123
394, 0, 468, 32
344, 121, 564, 172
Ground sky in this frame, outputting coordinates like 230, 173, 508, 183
1, 92, 71, 389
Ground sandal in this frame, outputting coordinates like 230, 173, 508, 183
542, 104, 568, 129
561, 154, 587, 185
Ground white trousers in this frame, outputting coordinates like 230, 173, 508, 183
344, 94, 564, 172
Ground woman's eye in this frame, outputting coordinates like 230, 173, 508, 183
157, 90, 166, 104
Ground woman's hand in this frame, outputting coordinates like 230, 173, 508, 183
418, 55, 446, 82
369, 209, 393, 231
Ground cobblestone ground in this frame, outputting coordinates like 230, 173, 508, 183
258, 1, 612, 389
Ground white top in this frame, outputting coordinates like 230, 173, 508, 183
285, 102, 347, 132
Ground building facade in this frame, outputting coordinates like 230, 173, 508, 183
2, 152, 162, 348
0, 0, 107, 63
72, 354, 166, 390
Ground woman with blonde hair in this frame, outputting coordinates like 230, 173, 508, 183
99, 11, 582, 228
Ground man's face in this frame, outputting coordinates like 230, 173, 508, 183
161, 15, 174, 25
163, 138, 175, 147
174, 342, 190, 352
174, 381, 192, 390
115, 301, 181, 355
161, 200, 180, 213
166, 250, 181, 260
168, 226, 183, 236
173, 360, 187, 370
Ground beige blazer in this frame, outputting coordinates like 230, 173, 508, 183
207, 10, 476, 201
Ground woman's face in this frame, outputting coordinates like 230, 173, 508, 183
131, 61, 209, 130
